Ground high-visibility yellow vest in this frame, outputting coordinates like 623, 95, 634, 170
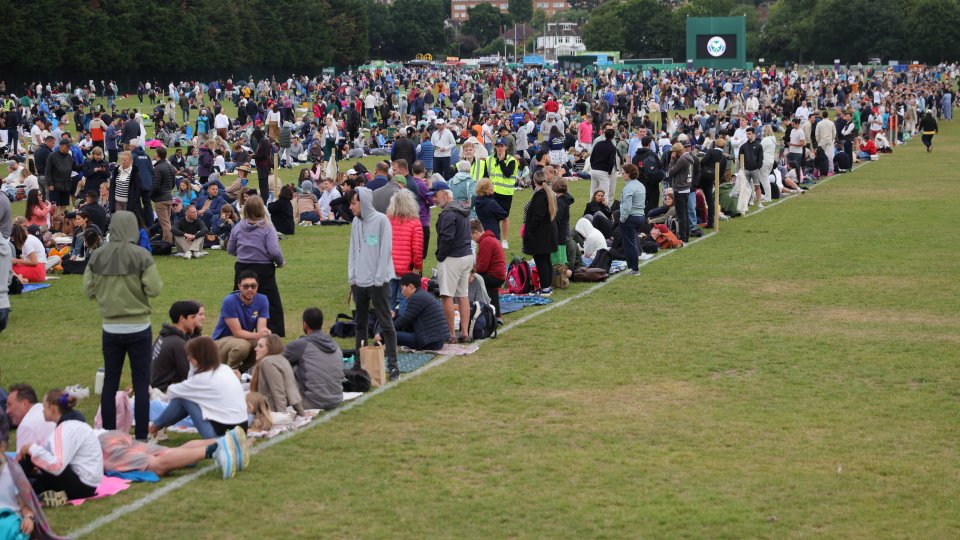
488, 155, 517, 196
469, 159, 487, 182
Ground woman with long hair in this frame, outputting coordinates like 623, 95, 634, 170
522, 170, 559, 295
10, 224, 52, 283
250, 334, 306, 416
386, 189, 424, 310
227, 195, 286, 336
24, 189, 54, 229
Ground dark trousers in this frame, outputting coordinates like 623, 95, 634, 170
101, 327, 152, 440
140, 193, 154, 227
352, 283, 397, 369
921, 134, 933, 148
532, 253, 552, 290
257, 166, 271, 200
787, 153, 804, 182
674, 190, 690, 242
234, 261, 285, 337
700, 178, 715, 228
434, 156, 451, 180
641, 177, 660, 213
479, 273, 504, 317
422, 226, 431, 262
7, 129, 16, 155
20, 457, 97, 500
108, 149, 118, 163
620, 215, 647, 271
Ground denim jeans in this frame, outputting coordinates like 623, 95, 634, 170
687, 192, 698, 230
396, 331, 443, 351
153, 397, 217, 439
388, 278, 409, 314
619, 215, 647, 271
101, 327, 152, 440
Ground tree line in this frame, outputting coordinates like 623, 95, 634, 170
2, 0, 956, 82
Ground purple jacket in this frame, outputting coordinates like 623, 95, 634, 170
406, 176, 434, 227
227, 219, 285, 266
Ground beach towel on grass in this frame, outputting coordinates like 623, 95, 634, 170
22, 283, 50, 293
68, 477, 131, 505
499, 303, 524, 315
499, 294, 553, 306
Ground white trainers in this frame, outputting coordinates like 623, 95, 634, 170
183, 251, 193, 260
210, 244, 222, 250
639, 252, 654, 261
501, 239, 509, 249
63, 385, 90, 399
195, 251, 208, 258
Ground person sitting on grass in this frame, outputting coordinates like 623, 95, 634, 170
151, 300, 201, 392
294, 181, 322, 225
149, 336, 249, 441
98, 425, 247, 480
16, 390, 103, 505
389, 273, 450, 352
471, 219, 506, 321
195, 182, 226, 228
10, 224, 53, 284
282, 308, 345, 411
4, 384, 54, 451
211, 271, 270, 371
268, 184, 295, 236
646, 188, 677, 225
250, 334, 306, 416
172, 204, 208, 259
210, 204, 238, 248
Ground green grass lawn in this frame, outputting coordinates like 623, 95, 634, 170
4, 97, 960, 538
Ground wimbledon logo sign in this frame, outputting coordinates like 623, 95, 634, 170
707, 36, 727, 57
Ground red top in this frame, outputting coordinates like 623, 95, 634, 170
389, 216, 424, 275
474, 230, 506, 281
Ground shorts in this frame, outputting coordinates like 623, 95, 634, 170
437, 254, 474, 298
744, 169, 763, 187
493, 193, 513, 215
99, 430, 167, 472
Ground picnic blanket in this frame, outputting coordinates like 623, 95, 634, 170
68, 477, 131, 506
22, 283, 50, 293
499, 294, 553, 306
397, 352, 435, 373
438, 342, 480, 356
499, 303, 525, 315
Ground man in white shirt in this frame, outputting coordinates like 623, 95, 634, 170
6, 384, 55, 449
214, 111, 230, 140
795, 100, 811, 123
430, 119, 456, 180
787, 117, 806, 173
364, 92, 377, 124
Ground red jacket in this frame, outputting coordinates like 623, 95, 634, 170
389, 216, 423, 275
474, 230, 506, 281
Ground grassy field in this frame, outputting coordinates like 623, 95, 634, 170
3, 97, 960, 538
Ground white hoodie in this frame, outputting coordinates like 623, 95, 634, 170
575, 218, 608, 260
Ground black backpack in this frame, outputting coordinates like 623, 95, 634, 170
329, 313, 357, 338
588, 248, 612, 273
342, 367, 371, 393
470, 302, 498, 340
150, 239, 173, 255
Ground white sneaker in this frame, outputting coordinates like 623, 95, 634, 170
195, 251, 208, 258
63, 385, 90, 399
639, 252, 654, 261
756, 202, 764, 209
761, 196, 772, 203
210, 244, 222, 250
501, 239, 509, 249
183, 251, 193, 260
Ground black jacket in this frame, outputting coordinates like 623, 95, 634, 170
393, 289, 449, 348
79, 201, 108, 233
474, 194, 508, 239
435, 203, 471, 262
555, 192, 574, 243
268, 198, 295, 235
151, 160, 177, 202
391, 136, 416, 166
150, 324, 190, 392
172, 216, 208, 237
589, 138, 618, 174
45, 150, 75, 191
108, 166, 142, 214
522, 188, 559, 256
121, 119, 140, 144
739, 139, 764, 171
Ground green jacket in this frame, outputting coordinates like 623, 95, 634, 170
83, 211, 162, 325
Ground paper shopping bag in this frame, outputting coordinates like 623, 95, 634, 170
359, 342, 386, 387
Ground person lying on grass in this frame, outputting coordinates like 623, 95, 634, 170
98, 425, 248, 480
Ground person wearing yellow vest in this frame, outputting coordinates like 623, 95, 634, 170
487, 138, 517, 249
460, 141, 487, 182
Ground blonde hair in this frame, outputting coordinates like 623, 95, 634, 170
387, 189, 419, 220
243, 195, 267, 222
246, 392, 274, 432
532, 171, 557, 220
119, 150, 132, 163
475, 178, 493, 196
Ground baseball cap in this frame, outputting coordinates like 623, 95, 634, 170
495, 137, 507, 146
435, 119, 445, 125
428, 179, 450, 193
347, 168, 357, 175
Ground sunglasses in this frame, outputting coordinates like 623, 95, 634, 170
239, 283, 258, 290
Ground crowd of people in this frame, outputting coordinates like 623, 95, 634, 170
0, 60, 953, 532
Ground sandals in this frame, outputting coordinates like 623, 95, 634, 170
41, 490, 68, 508
458, 335, 474, 344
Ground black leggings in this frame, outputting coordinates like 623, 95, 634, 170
532, 254, 552, 290
480, 273, 504, 316
21, 458, 97, 500
422, 226, 431, 262
674, 191, 690, 242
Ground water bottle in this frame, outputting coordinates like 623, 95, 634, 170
94, 368, 105, 395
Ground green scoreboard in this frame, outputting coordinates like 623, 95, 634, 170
686, 16, 747, 69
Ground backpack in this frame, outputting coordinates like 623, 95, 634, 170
572, 267, 608, 282
329, 312, 356, 338
150, 239, 173, 255
640, 154, 664, 184
469, 302, 498, 340
506, 257, 534, 294
342, 367, 371, 393
588, 248, 612, 273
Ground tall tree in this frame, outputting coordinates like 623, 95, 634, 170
390, 0, 447, 59
906, 0, 960, 63
463, 3, 512, 47
509, 0, 533, 23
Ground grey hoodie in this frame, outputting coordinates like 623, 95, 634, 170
283, 330, 344, 410
348, 187, 394, 287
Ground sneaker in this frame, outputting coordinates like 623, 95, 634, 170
45, 255, 61, 271
536, 287, 553, 296
756, 202, 764, 209
210, 244, 222, 250
388, 366, 400, 382
501, 239, 509, 249
227, 426, 250, 472
639, 252, 654, 261
213, 435, 238, 479
183, 250, 193, 260
63, 385, 90, 399
625, 269, 640, 276
195, 251, 208, 258
40, 490, 68, 508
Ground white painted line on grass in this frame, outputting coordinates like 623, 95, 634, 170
67, 152, 882, 538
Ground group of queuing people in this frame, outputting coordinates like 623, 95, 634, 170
0, 61, 952, 533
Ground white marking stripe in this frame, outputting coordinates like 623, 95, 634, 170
67, 156, 874, 538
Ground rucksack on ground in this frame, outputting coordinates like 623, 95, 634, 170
469, 301, 498, 340
506, 256, 534, 294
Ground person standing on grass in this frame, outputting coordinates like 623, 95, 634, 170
919, 111, 938, 152
348, 187, 399, 381
487, 138, 517, 249
433, 183, 474, 343
619, 164, 647, 276
668, 143, 695, 243
589, 128, 619, 207
739, 127, 765, 209
151, 146, 177, 244
253, 128, 273, 201
83, 210, 163, 442
522, 171, 559, 296
0, 191, 11, 333
431, 119, 456, 179
227, 195, 285, 337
